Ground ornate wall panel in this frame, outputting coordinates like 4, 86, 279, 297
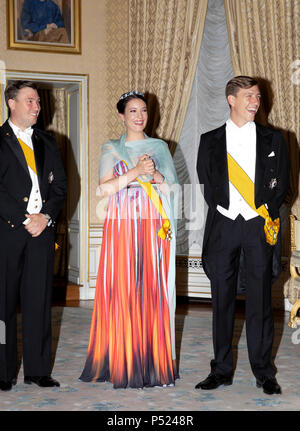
95, 0, 130, 224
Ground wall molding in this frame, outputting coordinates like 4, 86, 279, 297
176, 255, 211, 299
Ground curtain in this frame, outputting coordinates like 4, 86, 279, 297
39, 88, 68, 278
128, 0, 208, 151
174, 0, 234, 254
224, 0, 300, 302
225, 0, 300, 212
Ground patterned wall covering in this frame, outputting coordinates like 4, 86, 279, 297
0, 1, 108, 226
105, 0, 129, 140
94, 0, 130, 223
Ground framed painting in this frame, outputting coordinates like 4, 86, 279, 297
7, 0, 81, 54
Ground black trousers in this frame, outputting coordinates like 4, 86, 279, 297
0, 224, 55, 381
206, 212, 276, 379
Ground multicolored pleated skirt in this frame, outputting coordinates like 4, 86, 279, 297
80, 162, 178, 388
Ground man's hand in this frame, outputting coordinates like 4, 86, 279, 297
24, 214, 48, 237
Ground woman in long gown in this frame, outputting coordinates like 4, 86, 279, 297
80, 91, 178, 388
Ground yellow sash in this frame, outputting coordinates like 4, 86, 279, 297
18, 139, 60, 251
18, 138, 37, 174
122, 160, 172, 240
227, 152, 279, 246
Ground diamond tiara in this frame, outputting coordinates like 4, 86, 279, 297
119, 90, 144, 101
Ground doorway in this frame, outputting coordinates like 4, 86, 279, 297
0, 70, 89, 300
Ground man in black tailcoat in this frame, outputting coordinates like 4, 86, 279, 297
0, 81, 66, 391
196, 76, 289, 395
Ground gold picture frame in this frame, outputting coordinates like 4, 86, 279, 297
7, 0, 81, 54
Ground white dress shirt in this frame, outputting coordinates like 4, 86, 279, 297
216, 119, 259, 221
8, 119, 43, 223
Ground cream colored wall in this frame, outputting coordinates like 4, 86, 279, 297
0, 0, 129, 225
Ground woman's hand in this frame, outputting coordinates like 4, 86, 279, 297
136, 154, 155, 177
98, 155, 158, 197
153, 170, 165, 184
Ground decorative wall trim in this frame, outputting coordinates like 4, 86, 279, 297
176, 255, 211, 299
68, 219, 80, 284
88, 225, 104, 296
176, 256, 203, 270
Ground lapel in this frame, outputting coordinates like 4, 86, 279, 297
213, 122, 273, 204
2, 121, 29, 175
32, 131, 44, 186
1, 121, 44, 186
212, 124, 229, 204
254, 122, 273, 199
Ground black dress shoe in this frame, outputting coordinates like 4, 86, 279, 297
0, 380, 14, 391
195, 373, 233, 390
256, 377, 281, 395
24, 376, 60, 387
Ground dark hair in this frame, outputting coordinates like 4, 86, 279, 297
225, 76, 258, 99
5, 80, 38, 108
116, 94, 147, 114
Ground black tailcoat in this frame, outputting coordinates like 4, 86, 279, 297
0, 120, 66, 381
197, 122, 289, 279
196, 121, 289, 378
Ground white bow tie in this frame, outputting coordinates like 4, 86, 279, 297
19, 127, 33, 137
21, 127, 33, 137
